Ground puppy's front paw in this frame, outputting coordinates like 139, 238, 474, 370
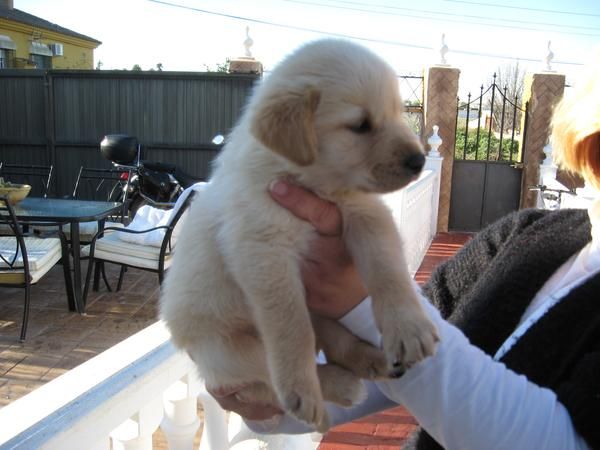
381, 307, 439, 373
278, 377, 330, 432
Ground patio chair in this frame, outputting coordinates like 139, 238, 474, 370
56, 166, 133, 293
0, 163, 54, 198
71, 166, 131, 215
81, 190, 197, 306
59, 166, 132, 241
0, 196, 73, 342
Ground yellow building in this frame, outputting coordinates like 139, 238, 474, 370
0, 0, 100, 69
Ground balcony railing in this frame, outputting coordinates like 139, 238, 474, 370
0, 145, 444, 450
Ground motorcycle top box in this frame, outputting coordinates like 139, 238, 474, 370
101, 134, 139, 165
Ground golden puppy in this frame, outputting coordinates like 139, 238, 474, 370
160, 39, 439, 432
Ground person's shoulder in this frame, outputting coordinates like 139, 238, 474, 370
474, 208, 590, 247
499, 207, 588, 230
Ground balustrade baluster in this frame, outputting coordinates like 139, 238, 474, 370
111, 397, 164, 450
161, 373, 202, 450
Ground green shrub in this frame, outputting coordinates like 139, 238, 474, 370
454, 130, 521, 161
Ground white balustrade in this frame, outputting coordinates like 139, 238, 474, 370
0, 127, 445, 449
384, 168, 439, 275
0, 322, 317, 450
383, 127, 444, 275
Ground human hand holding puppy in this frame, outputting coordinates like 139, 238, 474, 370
269, 180, 368, 319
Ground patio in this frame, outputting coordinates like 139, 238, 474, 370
0, 263, 159, 408
0, 232, 471, 448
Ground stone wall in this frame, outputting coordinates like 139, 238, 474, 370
423, 66, 460, 232
520, 72, 566, 207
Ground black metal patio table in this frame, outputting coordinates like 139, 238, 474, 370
12, 197, 123, 314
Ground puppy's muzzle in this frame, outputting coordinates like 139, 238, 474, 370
371, 149, 426, 192
403, 152, 425, 175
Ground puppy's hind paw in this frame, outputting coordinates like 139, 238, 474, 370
280, 382, 330, 432
318, 364, 367, 407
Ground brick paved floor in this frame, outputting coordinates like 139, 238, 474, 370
0, 232, 471, 448
0, 262, 161, 407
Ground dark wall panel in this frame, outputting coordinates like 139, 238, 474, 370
0, 69, 258, 197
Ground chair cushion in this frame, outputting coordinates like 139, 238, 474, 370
0, 236, 62, 284
81, 232, 171, 270
117, 182, 205, 247
118, 207, 171, 247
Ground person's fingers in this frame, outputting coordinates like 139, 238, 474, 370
269, 180, 342, 236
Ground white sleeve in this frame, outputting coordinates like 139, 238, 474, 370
246, 380, 396, 434
365, 289, 590, 450
249, 292, 588, 449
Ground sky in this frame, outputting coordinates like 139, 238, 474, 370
14, 0, 600, 97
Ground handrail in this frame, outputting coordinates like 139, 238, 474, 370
383, 166, 440, 275
0, 321, 185, 448
0, 321, 317, 450
0, 148, 444, 450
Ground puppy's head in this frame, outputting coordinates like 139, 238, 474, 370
250, 39, 425, 194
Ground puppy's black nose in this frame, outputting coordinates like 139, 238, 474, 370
404, 152, 425, 174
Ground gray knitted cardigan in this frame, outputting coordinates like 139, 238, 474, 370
406, 208, 600, 450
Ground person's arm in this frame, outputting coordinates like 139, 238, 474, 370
209, 181, 590, 448
374, 293, 590, 450
245, 380, 396, 434
269, 181, 591, 448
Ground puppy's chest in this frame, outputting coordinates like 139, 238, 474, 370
218, 198, 316, 252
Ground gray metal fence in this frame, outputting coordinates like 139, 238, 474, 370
0, 69, 259, 197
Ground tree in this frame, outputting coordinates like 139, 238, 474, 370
203, 58, 231, 73
488, 62, 525, 137
132, 64, 142, 71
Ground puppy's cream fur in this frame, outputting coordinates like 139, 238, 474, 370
160, 39, 439, 432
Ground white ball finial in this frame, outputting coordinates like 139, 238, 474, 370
545, 40, 554, 72
244, 26, 254, 58
440, 34, 449, 66
542, 142, 555, 166
428, 125, 443, 157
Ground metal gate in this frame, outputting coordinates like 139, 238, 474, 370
449, 74, 530, 231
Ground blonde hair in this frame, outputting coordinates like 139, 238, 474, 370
550, 54, 600, 190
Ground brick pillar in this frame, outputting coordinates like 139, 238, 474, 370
423, 66, 460, 232
520, 72, 565, 208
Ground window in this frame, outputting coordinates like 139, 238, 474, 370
30, 53, 52, 69
0, 49, 16, 68
29, 41, 53, 69
0, 34, 16, 68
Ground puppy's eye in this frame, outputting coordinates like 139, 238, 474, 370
349, 118, 372, 134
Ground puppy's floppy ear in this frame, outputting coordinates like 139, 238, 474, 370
251, 87, 321, 166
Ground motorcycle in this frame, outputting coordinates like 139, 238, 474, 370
100, 134, 205, 218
